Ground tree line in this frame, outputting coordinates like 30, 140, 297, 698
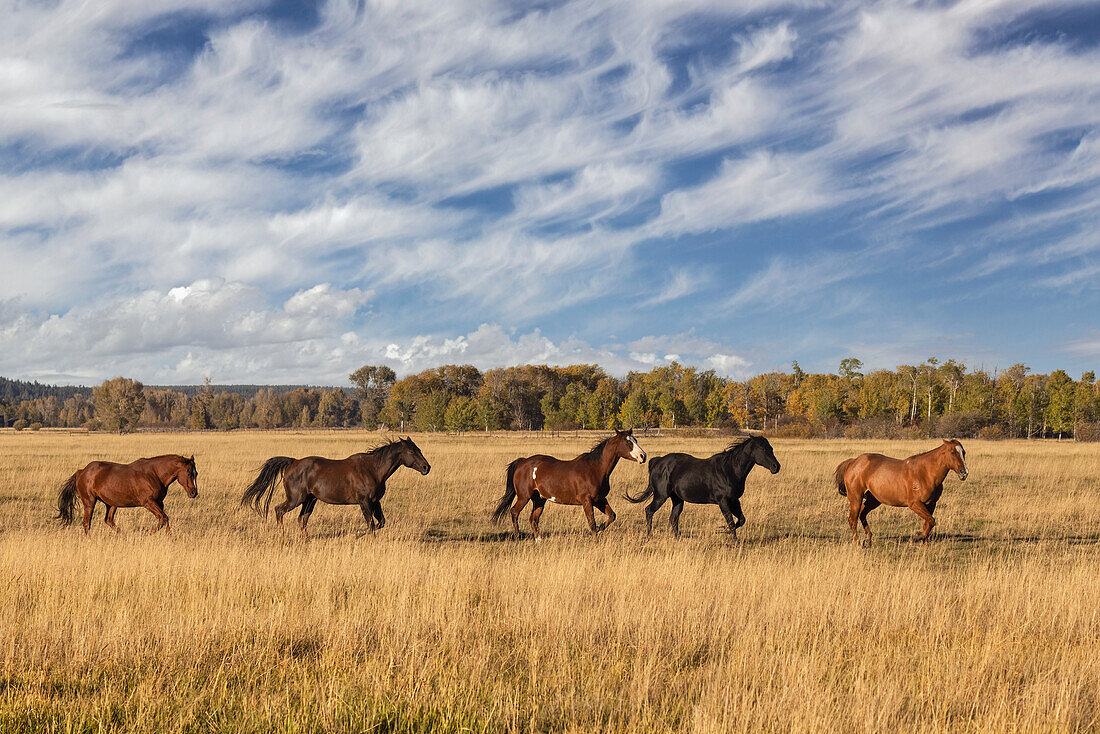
2, 359, 1098, 440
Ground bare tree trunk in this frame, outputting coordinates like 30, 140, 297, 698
909, 374, 918, 423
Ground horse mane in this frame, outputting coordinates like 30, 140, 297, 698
720, 435, 754, 456
364, 438, 405, 456
580, 435, 615, 461
913, 440, 953, 460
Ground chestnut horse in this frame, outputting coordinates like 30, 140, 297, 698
492, 429, 646, 539
240, 437, 430, 536
835, 439, 968, 544
56, 454, 198, 533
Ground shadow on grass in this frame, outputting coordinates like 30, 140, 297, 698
414, 526, 1100, 547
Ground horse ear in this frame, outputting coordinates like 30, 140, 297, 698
625, 428, 633, 435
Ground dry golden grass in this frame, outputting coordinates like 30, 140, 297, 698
1, 430, 1098, 732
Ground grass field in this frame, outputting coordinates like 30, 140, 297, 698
1, 430, 1098, 733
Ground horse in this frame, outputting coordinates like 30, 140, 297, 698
626, 436, 780, 538
55, 454, 198, 533
491, 429, 646, 539
240, 437, 430, 536
835, 439, 968, 544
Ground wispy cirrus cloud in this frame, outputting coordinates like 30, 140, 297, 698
0, 0, 1097, 383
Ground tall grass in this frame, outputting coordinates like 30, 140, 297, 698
1, 430, 1098, 732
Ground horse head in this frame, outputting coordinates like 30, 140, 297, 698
943, 439, 968, 480
177, 455, 199, 498
615, 429, 647, 464
750, 436, 781, 474
399, 437, 431, 475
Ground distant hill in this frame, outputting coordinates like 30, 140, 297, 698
0, 376, 91, 402
0, 378, 349, 403
150, 384, 349, 398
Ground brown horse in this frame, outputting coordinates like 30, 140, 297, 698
56, 454, 199, 533
492, 429, 646, 539
835, 439, 968, 544
240, 437, 430, 536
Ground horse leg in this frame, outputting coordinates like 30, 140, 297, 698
908, 500, 936, 544
141, 499, 169, 533
298, 495, 318, 537
581, 498, 599, 535
717, 499, 740, 540
927, 488, 941, 516
81, 497, 96, 534
275, 491, 303, 530
371, 500, 386, 531
594, 497, 616, 532
358, 500, 377, 532
669, 496, 685, 538
729, 497, 746, 528
848, 488, 865, 543
510, 492, 530, 537
104, 506, 121, 534
644, 491, 667, 535
859, 494, 881, 545
529, 497, 546, 541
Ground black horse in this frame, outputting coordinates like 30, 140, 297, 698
626, 436, 780, 537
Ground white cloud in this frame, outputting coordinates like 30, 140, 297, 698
705, 353, 751, 376
724, 248, 884, 314
640, 269, 710, 307
738, 21, 797, 72
0, 280, 371, 379
652, 152, 832, 235
0, 0, 1097, 381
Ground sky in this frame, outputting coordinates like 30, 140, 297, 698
1, 0, 1099, 386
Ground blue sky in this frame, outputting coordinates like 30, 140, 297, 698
1, 0, 1098, 385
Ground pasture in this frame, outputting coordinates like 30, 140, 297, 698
1, 430, 1098, 733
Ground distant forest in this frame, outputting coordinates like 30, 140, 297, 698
1, 359, 1098, 440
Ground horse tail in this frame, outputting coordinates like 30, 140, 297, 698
55, 472, 79, 525
492, 458, 523, 524
835, 459, 854, 497
625, 462, 656, 503
241, 457, 295, 517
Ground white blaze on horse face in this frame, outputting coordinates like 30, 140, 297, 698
628, 436, 646, 463
955, 444, 968, 477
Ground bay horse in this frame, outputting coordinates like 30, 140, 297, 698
56, 455, 198, 533
491, 429, 646, 539
835, 439, 968, 544
240, 437, 430, 536
627, 435, 780, 538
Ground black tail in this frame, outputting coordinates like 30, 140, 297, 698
492, 458, 523, 524
835, 459, 853, 497
624, 479, 654, 503
241, 457, 296, 517
55, 473, 79, 525
625, 460, 657, 503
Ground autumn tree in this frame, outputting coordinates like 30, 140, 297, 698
93, 377, 146, 433
350, 365, 396, 428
